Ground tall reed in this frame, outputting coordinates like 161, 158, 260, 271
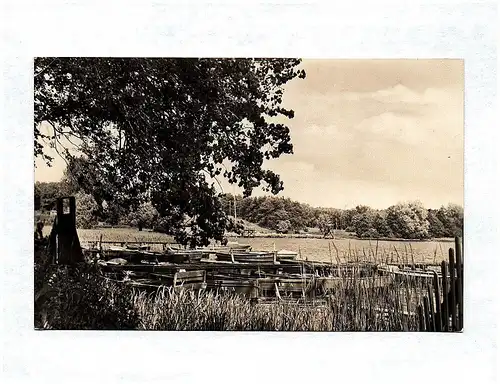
35, 262, 425, 331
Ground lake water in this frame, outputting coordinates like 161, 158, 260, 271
48, 225, 454, 265
229, 237, 455, 264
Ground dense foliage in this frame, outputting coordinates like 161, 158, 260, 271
220, 194, 463, 239
74, 192, 100, 229
125, 202, 159, 231
219, 193, 316, 233
35, 263, 139, 330
34, 58, 305, 247
34, 180, 75, 211
386, 201, 430, 239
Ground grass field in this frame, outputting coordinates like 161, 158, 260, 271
42, 226, 176, 243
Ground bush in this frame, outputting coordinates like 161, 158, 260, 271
276, 219, 291, 234
126, 202, 159, 230
75, 192, 99, 229
386, 201, 430, 239
153, 216, 170, 233
35, 264, 139, 330
360, 228, 379, 238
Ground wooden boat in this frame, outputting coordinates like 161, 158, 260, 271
377, 264, 443, 279
276, 249, 298, 260
124, 244, 151, 251
164, 247, 204, 263
214, 250, 277, 263
206, 278, 259, 296
96, 246, 149, 263
227, 241, 252, 251
198, 242, 252, 254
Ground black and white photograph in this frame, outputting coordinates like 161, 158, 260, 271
34, 58, 464, 331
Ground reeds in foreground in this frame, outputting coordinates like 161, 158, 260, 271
35, 262, 425, 331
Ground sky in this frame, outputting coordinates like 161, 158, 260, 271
34, 59, 464, 209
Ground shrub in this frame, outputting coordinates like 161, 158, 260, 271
360, 228, 379, 238
35, 264, 139, 330
126, 202, 159, 230
386, 201, 430, 239
276, 219, 291, 234
75, 192, 99, 229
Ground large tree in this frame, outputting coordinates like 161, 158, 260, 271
351, 208, 377, 238
34, 180, 76, 211
436, 204, 464, 237
427, 209, 447, 238
34, 58, 305, 246
386, 201, 430, 239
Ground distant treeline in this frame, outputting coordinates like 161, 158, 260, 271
220, 193, 463, 239
35, 181, 463, 239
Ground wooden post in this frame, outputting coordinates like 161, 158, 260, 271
433, 271, 442, 331
449, 248, 457, 331
441, 261, 449, 331
328, 242, 333, 265
250, 281, 259, 302
455, 237, 463, 331
427, 284, 436, 331
56, 198, 64, 217
69, 196, 76, 227
274, 282, 282, 301
417, 305, 425, 331
423, 296, 431, 331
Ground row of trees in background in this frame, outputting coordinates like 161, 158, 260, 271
35, 179, 241, 239
219, 194, 317, 234
219, 194, 463, 239
35, 181, 463, 240
35, 180, 160, 230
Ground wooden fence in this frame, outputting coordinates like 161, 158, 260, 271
417, 237, 463, 332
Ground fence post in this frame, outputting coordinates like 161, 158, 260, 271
455, 237, 463, 331
432, 271, 442, 331
427, 284, 436, 331
441, 261, 449, 331
417, 305, 425, 331
449, 248, 457, 331
423, 296, 431, 332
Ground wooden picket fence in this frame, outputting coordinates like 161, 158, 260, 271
417, 237, 463, 332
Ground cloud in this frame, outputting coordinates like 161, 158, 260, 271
354, 112, 425, 145
303, 124, 340, 137
338, 84, 461, 106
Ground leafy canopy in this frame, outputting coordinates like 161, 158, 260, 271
34, 58, 305, 246
386, 201, 430, 240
